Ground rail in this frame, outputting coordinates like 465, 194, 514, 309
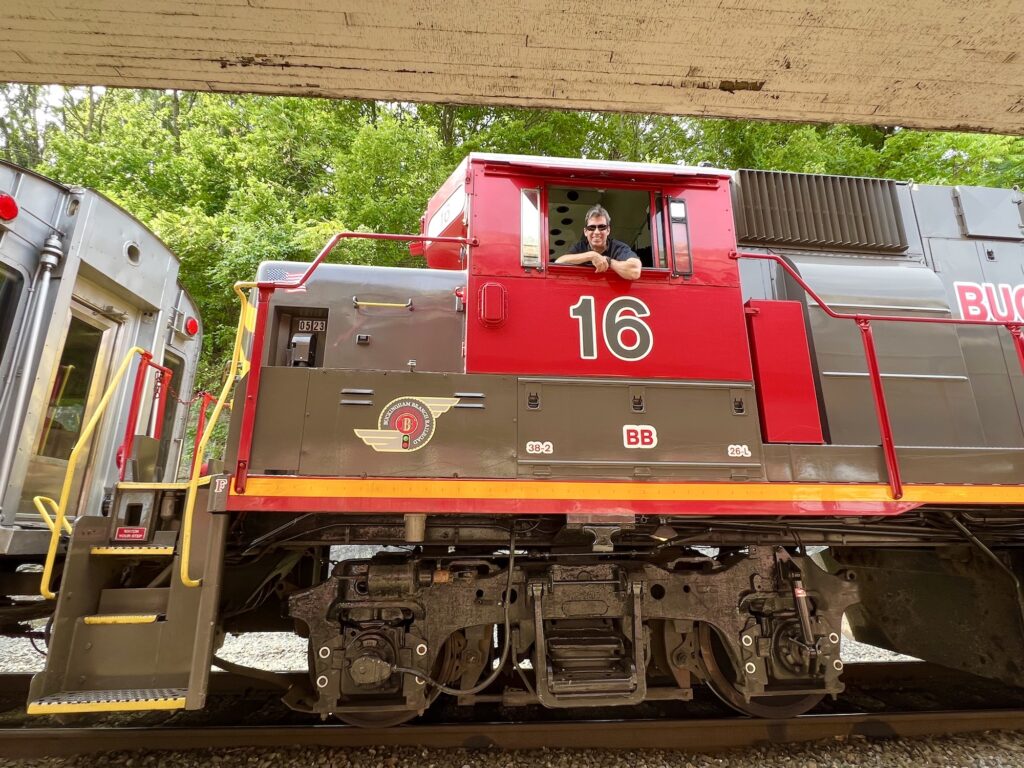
115, 352, 173, 481
40, 346, 150, 599
174, 231, 476, 589
32, 496, 71, 535
176, 284, 252, 588
188, 391, 220, 479
734, 250, 1024, 499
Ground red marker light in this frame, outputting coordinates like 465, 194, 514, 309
184, 316, 200, 337
0, 193, 18, 222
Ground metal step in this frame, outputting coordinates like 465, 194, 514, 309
28, 688, 187, 714
82, 614, 160, 625
90, 545, 175, 556
546, 631, 636, 695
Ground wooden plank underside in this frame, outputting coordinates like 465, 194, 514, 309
2, 0, 1022, 133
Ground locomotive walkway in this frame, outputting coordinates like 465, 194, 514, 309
2, 663, 1024, 757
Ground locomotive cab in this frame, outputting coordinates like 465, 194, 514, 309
238, 154, 793, 484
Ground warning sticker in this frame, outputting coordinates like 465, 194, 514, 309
114, 527, 147, 542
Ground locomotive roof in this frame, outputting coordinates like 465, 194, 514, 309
466, 152, 731, 180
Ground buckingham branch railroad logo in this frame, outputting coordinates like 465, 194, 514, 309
354, 396, 460, 452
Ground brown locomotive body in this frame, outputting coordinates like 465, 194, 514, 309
26, 154, 1024, 724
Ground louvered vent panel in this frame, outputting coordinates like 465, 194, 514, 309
736, 170, 908, 253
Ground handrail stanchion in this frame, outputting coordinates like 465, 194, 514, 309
857, 319, 903, 499
115, 354, 174, 481
116, 351, 152, 480
40, 346, 148, 599
188, 392, 217, 479
232, 286, 273, 494
178, 284, 253, 588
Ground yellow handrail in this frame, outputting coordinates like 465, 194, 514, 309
40, 346, 148, 599
177, 282, 255, 589
33, 496, 72, 535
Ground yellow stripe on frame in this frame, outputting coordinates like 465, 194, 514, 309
83, 614, 159, 625
90, 546, 175, 556
28, 698, 186, 715
233, 476, 1024, 506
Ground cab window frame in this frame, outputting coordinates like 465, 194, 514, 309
539, 182, 691, 278
663, 195, 694, 278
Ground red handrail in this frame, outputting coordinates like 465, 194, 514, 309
734, 250, 1024, 499
116, 353, 173, 481
234, 231, 477, 493
189, 391, 218, 479
258, 231, 478, 292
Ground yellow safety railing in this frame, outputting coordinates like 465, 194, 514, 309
177, 282, 255, 589
40, 346, 148, 599
33, 496, 72, 535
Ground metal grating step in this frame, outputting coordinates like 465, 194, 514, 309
90, 545, 175, 556
28, 688, 187, 714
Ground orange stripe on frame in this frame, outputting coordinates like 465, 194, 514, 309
231, 476, 1024, 506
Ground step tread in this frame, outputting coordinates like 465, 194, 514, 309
90, 545, 175, 556
83, 613, 160, 625
28, 688, 187, 714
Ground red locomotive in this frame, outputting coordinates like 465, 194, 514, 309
24, 154, 1024, 725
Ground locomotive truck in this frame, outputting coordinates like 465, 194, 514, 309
20, 153, 1024, 725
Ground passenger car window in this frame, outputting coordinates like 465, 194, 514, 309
37, 317, 104, 460
0, 266, 22, 364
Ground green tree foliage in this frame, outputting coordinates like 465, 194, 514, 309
2, 85, 1021, 376
0, 84, 48, 168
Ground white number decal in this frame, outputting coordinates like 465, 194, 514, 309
570, 296, 653, 361
727, 444, 753, 458
526, 441, 554, 455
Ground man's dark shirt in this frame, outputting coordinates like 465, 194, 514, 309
556, 237, 638, 263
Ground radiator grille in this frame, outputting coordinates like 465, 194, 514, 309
735, 170, 908, 253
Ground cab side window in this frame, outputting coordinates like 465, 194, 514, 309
667, 198, 692, 275
546, 186, 674, 271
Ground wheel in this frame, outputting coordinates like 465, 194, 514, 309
696, 622, 823, 718
334, 629, 470, 727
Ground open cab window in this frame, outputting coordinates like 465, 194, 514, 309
519, 184, 694, 277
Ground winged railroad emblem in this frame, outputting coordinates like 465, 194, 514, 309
354, 396, 460, 452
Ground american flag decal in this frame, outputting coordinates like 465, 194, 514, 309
261, 266, 307, 293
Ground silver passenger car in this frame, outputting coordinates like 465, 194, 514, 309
0, 161, 202, 567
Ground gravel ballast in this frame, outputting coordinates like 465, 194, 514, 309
3, 732, 1024, 768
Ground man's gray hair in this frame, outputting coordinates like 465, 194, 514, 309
584, 205, 611, 226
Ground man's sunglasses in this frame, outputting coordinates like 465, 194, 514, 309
584, 224, 609, 232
